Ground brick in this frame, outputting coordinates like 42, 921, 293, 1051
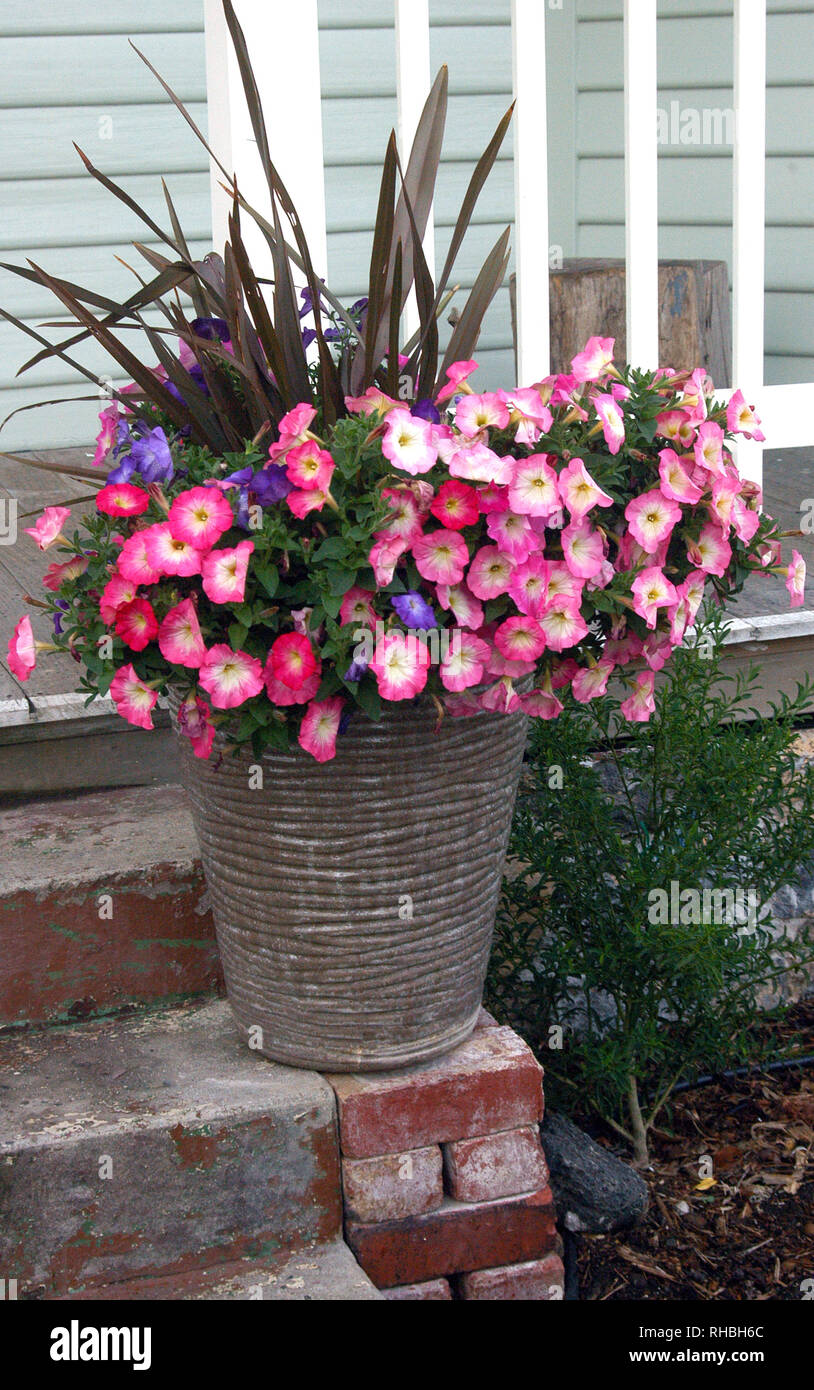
475, 1007, 500, 1028
443, 1124, 549, 1203
346, 1185, 558, 1289
326, 1027, 544, 1158
383, 1278, 452, 1301
460, 1254, 565, 1301
342, 1146, 443, 1223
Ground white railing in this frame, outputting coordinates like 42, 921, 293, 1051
203, 0, 814, 493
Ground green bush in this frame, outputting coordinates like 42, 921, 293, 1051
488, 612, 814, 1162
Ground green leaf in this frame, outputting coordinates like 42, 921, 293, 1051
229, 621, 250, 649
255, 564, 279, 599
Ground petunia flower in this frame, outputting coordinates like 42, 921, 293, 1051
631, 567, 678, 629
508, 454, 560, 517
110, 662, 159, 730
486, 509, 538, 561
439, 631, 492, 692
454, 392, 510, 438
117, 529, 162, 586
201, 540, 254, 604
570, 335, 615, 382
114, 597, 159, 651
339, 586, 377, 628
499, 387, 553, 446
538, 596, 588, 652
198, 645, 264, 709
440, 434, 513, 485
287, 487, 329, 518
99, 573, 138, 624
558, 457, 614, 521
269, 632, 318, 691
285, 441, 335, 492
368, 532, 410, 586
561, 520, 607, 580
129, 426, 174, 483
145, 523, 203, 578
93, 405, 119, 467
518, 687, 564, 719
24, 506, 71, 551
435, 581, 484, 630
7, 615, 37, 681
168, 486, 234, 550
656, 410, 696, 448
264, 661, 322, 707
466, 545, 515, 600
429, 480, 480, 530
298, 696, 345, 762
381, 407, 438, 475
571, 659, 614, 703
624, 489, 682, 554
158, 599, 207, 668
686, 521, 732, 577
381, 487, 424, 542
96, 482, 151, 517
592, 393, 625, 454
42, 554, 89, 591
693, 420, 727, 475
412, 529, 468, 586
786, 549, 806, 607
494, 615, 547, 663
435, 359, 478, 404
369, 630, 430, 700
620, 670, 656, 723
507, 554, 548, 617
726, 389, 765, 441
391, 591, 436, 628
658, 449, 703, 504
176, 692, 216, 759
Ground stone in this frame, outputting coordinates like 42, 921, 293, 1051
382, 1278, 452, 1301
342, 1146, 443, 1223
0, 784, 220, 1028
0, 999, 342, 1296
326, 1027, 544, 1159
346, 1185, 558, 1289
460, 1253, 565, 1300
541, 1110, 648, 1234
443, 1124, 549, 1203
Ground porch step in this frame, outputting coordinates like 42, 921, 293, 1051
0, 783, 221, 1029
0, 998, 343, 1298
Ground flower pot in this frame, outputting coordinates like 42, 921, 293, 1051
173, 700, 528, 1070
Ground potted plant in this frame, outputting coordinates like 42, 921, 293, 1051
3, 1, 802, 1070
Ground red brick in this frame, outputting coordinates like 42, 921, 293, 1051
346, 1185, 558, 1289
475, 1007, 500, 1029
342, 1146, 443, 1223
326, 1027, 543, 1158
382, 1278, 452, 1301
443, 1124, 549, 1203
460, 1254, 565, 1301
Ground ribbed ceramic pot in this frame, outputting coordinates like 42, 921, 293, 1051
173, 699, 528, 1071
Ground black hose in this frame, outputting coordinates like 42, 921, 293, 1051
672, 1051, 814, 1095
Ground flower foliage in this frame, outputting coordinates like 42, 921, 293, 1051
6, 337, 802, 762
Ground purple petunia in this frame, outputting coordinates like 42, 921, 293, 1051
390, 591, 437, 628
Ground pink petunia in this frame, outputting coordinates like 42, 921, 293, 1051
198, 645, 264, 709
168, 486, 234, 549
412, 528, 468, 585
277, 402, 317, 445
298, 696, 345, 763
117, 529, 162, 585
656, 410, 696, 448
620, 670, 656, 723
592, 394, 625, 455
100, 574, 138, 625
538, 597, 588, 653
24, 506, 70, 551
176, 692, 216, 759
369, 532, 410, 586
517, 687, 564, 719
381, 408, 438, 475
7, 615, 36, 681
93, 405, 119, 467
439, 631, 492, 692
561, 520, 607, 580
494, 615, 546, 663
485, 509, 538, 562
158, 599, 207, 667
264, 663, 322, 707
508, 454, 560, 517
339, 586, 377, 628
642, 631, 674, 672
478, 482, 510, 514
285, 441, 335, 492
499, 387, 553, 446
435, 358, 478, 405
467, 545, 515, 600
686, 522, 732, 577
110, 662, 159, 730
201, 540, 254, 604
658, 448, 704, 504
269, 632, 318, 691
542, 560, 584, 610
96, 482, 150, 517
694, 421, 727, 475
381, 487, 424, 542
114, 597, 158, 652
731, 495, 760, 544
344, 387, 398, 417
558, 456, 614, 521
726, 389, 765, 441
369, 630, 431, 701
145, 523, 202, 578
786, 549, 806, 608
625, 489, 682, 554
454, 391, 510, 438
631, 567, 678, 630
42, 554, 89, 592
508, 554, 548, 617
570, 336, 615, 383
287, 487, 329, 518
430, 480, 480, 530
435, 581, 484, 631
571, 659, 614, 703
443, 436, 514, 485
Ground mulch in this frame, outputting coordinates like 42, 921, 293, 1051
577, 997, 814, 1301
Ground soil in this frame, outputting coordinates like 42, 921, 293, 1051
577, 997, 814, 1301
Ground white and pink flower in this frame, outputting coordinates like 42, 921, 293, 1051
631, 567, 678, 629
508, 454, 560, 517
494, 615, 546, 663
412, 529, 468, 585
158, 599, 207, 667
625, 489, 682, 554
201, 540, 254, 604
439, 631, 492, 692
538, 597, 588, 652
381, 408, 438, 475
298, 696, 345, 762
24, 506, 70, 551
369, 630, 431, 700
114, 597, 158, 651
168, 486, 234, 549
686, 521, 732, 577
198, 644, 264, 709
110, 663, 159, 730
570, 335, 615, 383
620, 671, 656, 723
561, 520, 607, 580
145, 523, 203, 578
467, 545, 515, 600
454, 391, 510, 438
558, 457, 614, 520
571, 659, 614, 703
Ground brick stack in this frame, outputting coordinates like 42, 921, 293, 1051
325, 1013, 564, 1300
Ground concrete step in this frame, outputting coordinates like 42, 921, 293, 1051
0, 783, 221, 1029
0, 999, 343, 1298
67, 1242, 382, 1301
